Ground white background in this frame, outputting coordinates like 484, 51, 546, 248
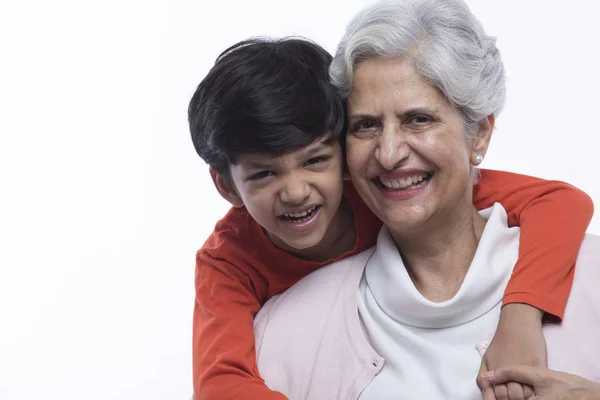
1, 1, 598, 399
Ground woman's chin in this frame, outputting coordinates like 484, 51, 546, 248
379, 204, 432, 233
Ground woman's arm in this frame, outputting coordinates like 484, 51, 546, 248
193, 253, 287, 400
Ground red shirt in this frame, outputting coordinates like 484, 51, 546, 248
192, 169, 594, 400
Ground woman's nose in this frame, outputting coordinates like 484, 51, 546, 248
375, 129, 410, 170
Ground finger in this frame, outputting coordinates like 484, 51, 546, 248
482, 366, 543, 386
483, 386, 498, 400
493, 383, 509, 400
523, 384, 533, 399
479, 378, 495, 400
483, 387, 497, 400
477, 359, 493, 394
506, 382, 525, 400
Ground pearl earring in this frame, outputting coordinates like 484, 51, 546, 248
475, 155, 483, 164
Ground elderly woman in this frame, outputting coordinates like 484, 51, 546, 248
253, 0, 600, 399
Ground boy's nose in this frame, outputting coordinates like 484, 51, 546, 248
280, 178, 310, 205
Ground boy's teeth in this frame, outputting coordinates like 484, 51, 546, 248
379, 173, 429, 189
285, 206, 316, 218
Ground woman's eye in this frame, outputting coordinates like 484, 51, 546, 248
408, 114, 432, 124
353, 120, 378, 131
249, 171, 275, 180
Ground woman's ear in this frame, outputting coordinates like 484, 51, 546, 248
470, 114, 495, 165
209, 168, 244, 208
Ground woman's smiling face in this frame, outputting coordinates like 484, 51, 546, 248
346, 57, 492, 236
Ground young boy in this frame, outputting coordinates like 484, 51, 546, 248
188, 38, 593, 400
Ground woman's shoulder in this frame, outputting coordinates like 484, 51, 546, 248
254, 247, 375, 341
572, 233, 600, 285
259, 247, 375, 317
253, 247, 376, 396
575, 233, 600, 274
578, 233, 600, 257
544, 232, 600, 382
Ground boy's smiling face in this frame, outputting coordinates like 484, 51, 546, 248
212, 135, 345, 252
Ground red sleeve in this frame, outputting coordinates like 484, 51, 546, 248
193, 253, 287, 400
473, 168, 594, 320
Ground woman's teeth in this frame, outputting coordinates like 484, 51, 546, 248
378, 173, 430, 189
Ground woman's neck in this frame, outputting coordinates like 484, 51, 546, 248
391, 204, 487, 302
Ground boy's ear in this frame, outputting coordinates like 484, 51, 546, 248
470, 114, 495, 165
209, 168, 244, 208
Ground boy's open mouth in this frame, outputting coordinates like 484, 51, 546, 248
279, 205, 321, 224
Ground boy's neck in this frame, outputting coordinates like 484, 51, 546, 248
273, 198, 356, 263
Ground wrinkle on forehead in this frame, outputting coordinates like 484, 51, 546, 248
348, 58, 446, 116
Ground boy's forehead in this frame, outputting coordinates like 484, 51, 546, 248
237, 135, 338, 167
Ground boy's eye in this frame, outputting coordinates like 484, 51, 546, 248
304, 156, 330, 166
248, 171, 275, 180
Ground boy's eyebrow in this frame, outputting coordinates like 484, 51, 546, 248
320, 135, 337, 146
308, 136, 337, 151
242, 136, 336, 169
244, 160, 273, 170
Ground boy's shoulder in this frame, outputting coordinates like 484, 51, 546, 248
199, 206, 262, 258
196, 185, 380, 287
195, 206, 272, 296
198, 184, 378, 261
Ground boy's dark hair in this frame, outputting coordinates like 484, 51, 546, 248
188, 37, 346, 175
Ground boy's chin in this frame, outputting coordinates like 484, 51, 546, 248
279, 232, 323, 250
269, 230, 324, 255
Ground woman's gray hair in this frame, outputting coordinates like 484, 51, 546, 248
330, 0, 506, 138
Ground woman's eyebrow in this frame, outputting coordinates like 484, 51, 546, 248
400, 107, 438, 115
349, 107, 438, 120
348, 112, 381, 120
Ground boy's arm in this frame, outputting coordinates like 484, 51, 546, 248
473, 168, 594, 318
473, 168, 594, 399
193, 253, 287, 400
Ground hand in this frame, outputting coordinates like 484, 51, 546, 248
482, 365, 600, 400
477, 303, 547, 400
